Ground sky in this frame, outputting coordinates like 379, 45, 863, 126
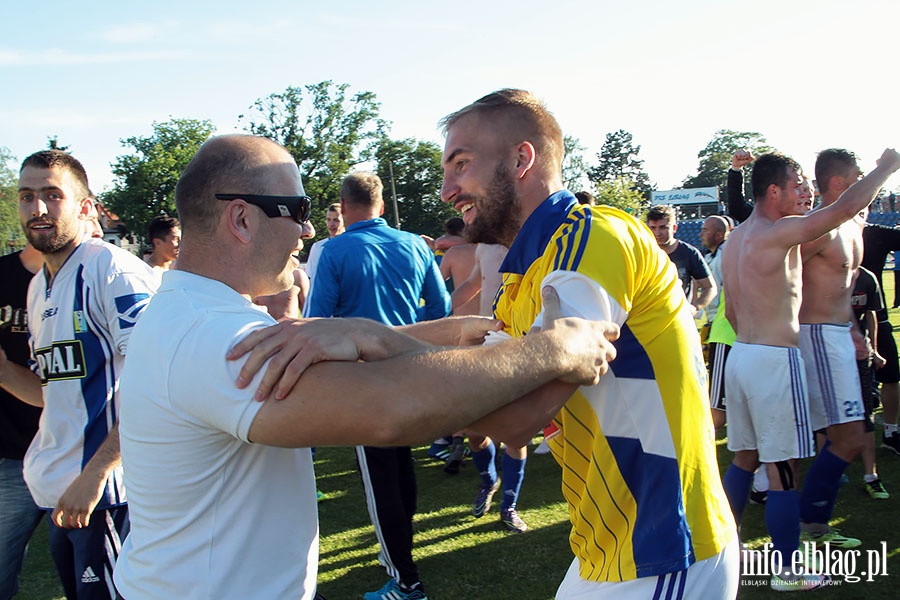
3, 0, 900, 196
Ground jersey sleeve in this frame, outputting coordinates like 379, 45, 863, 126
169, 316, 272, 442
100, 264, 160, 355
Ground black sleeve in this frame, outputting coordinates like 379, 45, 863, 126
726, 169, 753, 223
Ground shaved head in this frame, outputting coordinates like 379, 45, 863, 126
175, 135, 301, 235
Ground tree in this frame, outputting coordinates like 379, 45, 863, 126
1, 147, 25, 251
562, 135, 590, 192
373, 137, 454, 236
593, 177, 648, 216
46, 136, 70, 152
240, 81, 386, 240
588, 129, 653, 198
103, 118, 215, 241
681, 129, 773, 192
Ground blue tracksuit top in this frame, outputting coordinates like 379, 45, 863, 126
304, 217, 450, 325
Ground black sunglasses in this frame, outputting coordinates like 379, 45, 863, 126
215, 194, 312, 224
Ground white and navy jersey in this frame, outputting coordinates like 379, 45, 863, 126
24, 238, 159, 509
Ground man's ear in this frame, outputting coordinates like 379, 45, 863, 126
513, 141, 536, 179
225, 200, 254, 244
78, 196, 94, 219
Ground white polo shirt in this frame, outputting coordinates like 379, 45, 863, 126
114, 270, 318, 599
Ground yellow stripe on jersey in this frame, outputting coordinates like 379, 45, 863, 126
496, 202, 734, 582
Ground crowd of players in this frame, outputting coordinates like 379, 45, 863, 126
1, 88, 898, 599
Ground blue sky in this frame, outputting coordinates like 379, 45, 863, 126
3, 0, 899, 194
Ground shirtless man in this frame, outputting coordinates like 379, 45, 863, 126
721, 149, 900, 591
440, 243, 478, 315
796, 149, 872, 548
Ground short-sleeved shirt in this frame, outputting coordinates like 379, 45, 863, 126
115, 271, 318, 599
24, 238, 159, 509
0, 251, 41, 460
668, 240, 712, 299
493, 192, 734, 582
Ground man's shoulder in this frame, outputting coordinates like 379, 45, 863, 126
80, 239, 153, 273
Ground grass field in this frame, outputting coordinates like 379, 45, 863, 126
15, 315, 900, 599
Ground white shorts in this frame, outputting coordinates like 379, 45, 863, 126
555, 537, 739, 600
725, 342, 815, 463
799, 323, 864, 430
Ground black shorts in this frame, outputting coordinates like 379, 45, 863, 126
708, 342, 730, 411
875, 321, 900, 384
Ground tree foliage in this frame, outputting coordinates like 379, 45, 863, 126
593, 177, 649, 216
562, 135, 590, 192
103, 118, 215, 241
0, 147, 25, 251
373, 137, 455, 237
588, 129, 653, 198
681, 129, 773, 192
240, 81, 386, 240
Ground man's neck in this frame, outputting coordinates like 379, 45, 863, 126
660, 240, 679, 255
42, 238, 82, 284
342, 211, 380, 227
147, 253, 172, 269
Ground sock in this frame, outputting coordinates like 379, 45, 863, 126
799, 446, 849, 526
472, 442, 497, 488
886, 423, 898, 435
752, 466, 769, 493
864, 473, 878, 483
766, 490, 801, 577
722, 463, 754, 528
500, 452, 527, 511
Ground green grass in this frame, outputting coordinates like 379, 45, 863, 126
16, 313, 900, 599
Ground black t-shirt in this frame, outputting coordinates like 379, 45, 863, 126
851, 266, 883, 335
0, 251, 42, 459
668, 241, 712, 299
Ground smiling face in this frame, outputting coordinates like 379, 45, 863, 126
440, 114, 522, 247
18, 166, 89, 257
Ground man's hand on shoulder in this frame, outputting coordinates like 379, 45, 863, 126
228, 318, 425, 401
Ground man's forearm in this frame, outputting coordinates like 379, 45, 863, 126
467, 379, 578, 447
85, 424, 121, 476
0, 360, 44, 407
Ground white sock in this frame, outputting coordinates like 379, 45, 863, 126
885, 424, 898, 435
752, 467, 769, 492
864, 473, 878, 483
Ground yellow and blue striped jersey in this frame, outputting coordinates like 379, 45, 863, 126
494, 192, 734, 582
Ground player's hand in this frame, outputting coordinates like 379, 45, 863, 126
451, 316, 504, 346
876, 148, 900, 173
851, 328, 870, 361
873, 351, 887, 370
52, 472, 106, 529
732, 150, 754, 170
540, 286, 619, 386
228, 318, 372, 400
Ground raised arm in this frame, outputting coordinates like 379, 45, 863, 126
727, 150, 754, 222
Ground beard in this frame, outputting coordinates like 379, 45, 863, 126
23, 217, 79, 255
463, 164, 521, 247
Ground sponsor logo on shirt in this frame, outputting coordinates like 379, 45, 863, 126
34, 341, 87, 383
